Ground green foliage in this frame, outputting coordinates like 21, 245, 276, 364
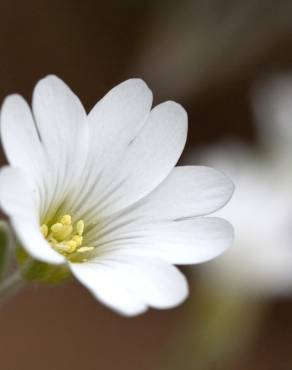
16, 246, 72, 284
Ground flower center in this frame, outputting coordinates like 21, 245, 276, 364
40, 214, 94, 258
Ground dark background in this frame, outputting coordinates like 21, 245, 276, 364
0, 1, 292, 369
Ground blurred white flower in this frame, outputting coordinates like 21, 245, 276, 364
0, 75, 233, 315
191, 77, 292, 297
253, 75, 292, 164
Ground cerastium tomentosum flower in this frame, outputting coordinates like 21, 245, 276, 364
0, 75, 234, 315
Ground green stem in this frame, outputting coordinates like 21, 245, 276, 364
0, 269, 25, 302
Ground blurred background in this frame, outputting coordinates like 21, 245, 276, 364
1, 0, 292, 369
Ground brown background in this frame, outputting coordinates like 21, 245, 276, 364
0, 1, 292, 369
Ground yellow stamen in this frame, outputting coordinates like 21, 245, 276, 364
51, 223, 73, 241
40, 224, 48, 238
50, 223, 63, 233
65, 240, 78, 253
61, 214, 72, 225
49, 236, 58, 245
76, 220, 84, 236
54, 243, 73, 253
77, 246, 94, 253
40, 214, 89, 259
72, 235, 83, 247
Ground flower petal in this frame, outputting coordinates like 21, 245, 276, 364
143, 217, 234, 264
70, 262, 147, 316
72, 255, 188, 311
90, 217, 233, 265
68, 79, 153, 217
87, 78, 153, 169
75, 101, 187, 220
134, 166, 234, 221
0, 94, 50, 213
0, 167, 65, 264
104, 255, 189, 309
32, 75, 89, 216
1, 94, 45, 182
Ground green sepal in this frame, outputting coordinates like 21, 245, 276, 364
0, 221, 13, 279
16, 246, 72, 284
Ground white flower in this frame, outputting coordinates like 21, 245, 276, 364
0, 75, 233, 315
189, 76, 292, 298
193, 139, 292, 297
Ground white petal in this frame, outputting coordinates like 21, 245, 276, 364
32, 75, 89, 215
32, 75, 87, 158
0, 94, 49, 212
68, 79, 153, 217
70, 262, 147, 316
76, 101, 187, 220
72, 255, 188, 311
92, 217, 233, 265
103, 255, 189, 309
134, 166, 234, 221
0, 167, 65, 264
1, 94, 45, 182
12, 219, 65, 265
87, 78, 153, 168
144, 217, 234, 264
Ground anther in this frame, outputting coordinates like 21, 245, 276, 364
72, 235, 83, 247
76, 220, 84, 236
41, 224, 48, 238
51, 223, 73, 241
51, 223, 63, 233
40, 214, 89, 259
77, 246, 94, 253
66, 240, 78, 253
61, 215, 72, 225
